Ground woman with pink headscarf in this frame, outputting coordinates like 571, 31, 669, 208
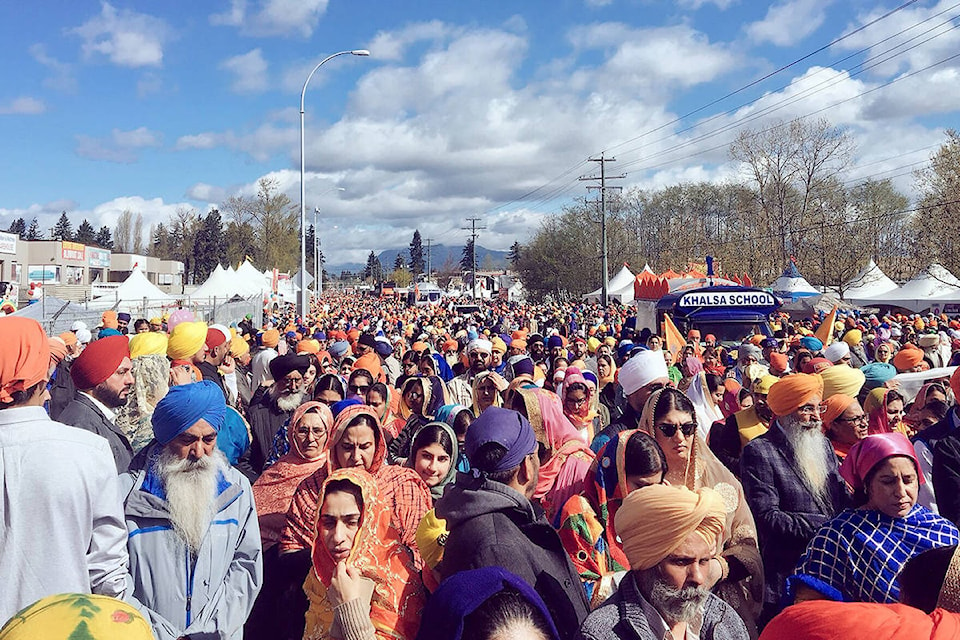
511, 386, 595, 524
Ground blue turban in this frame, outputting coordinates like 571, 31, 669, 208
861, 362, 897, 391
152, 380, 226, 445
800, 336, 823, 352
331, 397, 362, 419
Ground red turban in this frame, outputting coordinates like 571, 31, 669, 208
0, 317, 50, 404
893, 344, 924, 372
71, 335, 130, 389
766, 372, 824, 417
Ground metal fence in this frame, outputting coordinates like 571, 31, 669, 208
16, 294, 263, 336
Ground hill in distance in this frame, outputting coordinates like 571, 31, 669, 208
326, 244, 510, 275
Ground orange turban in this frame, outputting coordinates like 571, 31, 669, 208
261, 329, 280, 348
767, 372, 824, 417
353, 352, 385, 383
0, 317, 50, 404
893, 344, 924, 372
822, 394, 857, 428
510, 338, 527, 350
48, 337, 68, 366
442, 339, 458, 352
101, 310, 118, 329
614, 484, 726, 571
297, 339, 320, 354
760, 601, 950, 640
59, 331, 78, 347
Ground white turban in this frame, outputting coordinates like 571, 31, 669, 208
618, 349, 669, 396
467, 338, 493, 355
823, 341, 850, 364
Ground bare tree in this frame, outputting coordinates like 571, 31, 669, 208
114, 210, 134, 253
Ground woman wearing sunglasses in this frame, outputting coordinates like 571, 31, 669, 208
638, 387, 764, 637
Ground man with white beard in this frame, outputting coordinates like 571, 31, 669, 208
577, 484, 749, 640
740, 372, 849, 627
120, 380, 262, 640
243, 353, 310, 479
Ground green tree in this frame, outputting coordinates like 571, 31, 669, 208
192, 209, 226, 282
6, 217, 26, 239
52, 211, 74, 241
508, 241, 521, 268
26, 218, 42, 240
460, 238, 475, 271
363, 251, 384, 283
95, 226, 114, 250
408, 230, 425, 275
75, 219, 97, 245
151, 222, 170, 258
393, 253, 404, 271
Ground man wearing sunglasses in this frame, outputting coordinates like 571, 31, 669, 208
740, 372, 849, 626
589, 349, 671, 454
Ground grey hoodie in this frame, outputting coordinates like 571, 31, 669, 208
436, 472, 589, 640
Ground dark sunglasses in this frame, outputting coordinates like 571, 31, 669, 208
349, 384, 370, 393
656, 422, 698, 438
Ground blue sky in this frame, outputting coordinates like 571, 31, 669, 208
1, 0, 959, 266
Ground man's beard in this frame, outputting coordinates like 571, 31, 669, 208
780, 413, 830, 503
157, 448, 227, 555
637, 569, 710, 625
93, 382, 130, 409
275, 389, 304, 412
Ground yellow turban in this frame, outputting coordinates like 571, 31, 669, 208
587, 337, 601, 353
261, 329, 280, 348
842, 329, 862, 347
490, 337, 507, 354
766, 372, 824, 417
167, 321, 207, 360
0, 593, 153, 640
230, 336, 250, 358
415, 509, 448, 570
820, 364, 865, 401
863, 387, 889, 415
297, 339, 320, 354
129, 332, 168, 359
614, 485, 726, 571
753, 374, 780, 396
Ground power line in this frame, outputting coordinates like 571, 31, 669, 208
462, 217, 486, 299
579, 155, 624, 305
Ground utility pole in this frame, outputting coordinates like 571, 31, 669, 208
463, 218, 485, 299
425, 238, 433, 282
580, 153, 624, 306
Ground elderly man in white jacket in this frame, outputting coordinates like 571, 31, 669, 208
120, 380, 262, 640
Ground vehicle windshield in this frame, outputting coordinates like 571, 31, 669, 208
692, 322, 768, 346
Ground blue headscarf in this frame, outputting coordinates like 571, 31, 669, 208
415, 567, 560, 640
152, 380, 226, 445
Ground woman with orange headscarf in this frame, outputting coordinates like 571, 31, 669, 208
510, 386, 595, 524
246, 402, 334, 639
303, 468, 426, 640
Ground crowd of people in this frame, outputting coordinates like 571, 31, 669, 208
6, 293, 960, 639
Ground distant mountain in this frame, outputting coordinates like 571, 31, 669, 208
326, 244, 509, 276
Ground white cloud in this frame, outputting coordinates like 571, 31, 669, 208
747, 0, 831, 47
137, 72, 163, 98
175, 120, 295, 162
221, 48, 269, 93
678, 0, 738, 9
75, 126, 163, 163
585, 0, 614, 8
72, 2, 171, 68
185, 183, 228, 203
29, 44, 77, 93
366, 21, 456, 61
0, 96, 46, 115
210, 0, 329, 37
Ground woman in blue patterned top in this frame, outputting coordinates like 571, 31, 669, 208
787, 432, 959, 604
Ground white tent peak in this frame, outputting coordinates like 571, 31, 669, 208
842, 259, 897, 300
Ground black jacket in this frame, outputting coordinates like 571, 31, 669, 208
933, 431, 960, 525
48, 358, 75, 421
242, 392, 292, 480
590, 402, 641, 453
197, 361, 228, 399
58, 393, 134, 472
435, 472, 589, 640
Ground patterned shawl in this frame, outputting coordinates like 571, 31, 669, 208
252, 401, 332, 550
303, 468, 427, 640
789, 505, 959, 603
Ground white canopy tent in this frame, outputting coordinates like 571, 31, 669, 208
770, 260, 819, 302
582, 265, 636, 303
853, 263, 960, 312
190, 264, 240, 301
841, 259, 898, 301
89, 269, 173, 313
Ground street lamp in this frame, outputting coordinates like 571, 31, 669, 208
313, 187, 345, 299
300, 49, 370, 318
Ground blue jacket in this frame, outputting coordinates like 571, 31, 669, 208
120, 445, 263, 640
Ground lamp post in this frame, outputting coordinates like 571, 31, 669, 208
313, 187, 345, 299
300, 49, 369, 318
